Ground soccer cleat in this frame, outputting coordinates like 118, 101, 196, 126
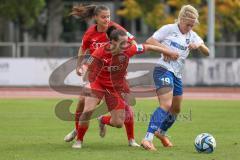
128, 139, 140, 147
64, 129, 77, 142
72, 140, 82, 149
141, 139, 157, 151
155, 131, 173, 147
97, 116, 106, 138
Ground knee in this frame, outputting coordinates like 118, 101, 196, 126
79, 111, 92, 122
170, 105, 181, 114
125, 107, 134, 119
161, 102, 172, 111
111, 119, 124, 128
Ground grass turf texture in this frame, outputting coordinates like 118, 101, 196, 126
0, 99, 240, 160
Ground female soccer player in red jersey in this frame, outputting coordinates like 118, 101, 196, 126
64, 4, 139, 147
72, 27, 179, 148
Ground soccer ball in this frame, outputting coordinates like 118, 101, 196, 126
194, 133, 216, 153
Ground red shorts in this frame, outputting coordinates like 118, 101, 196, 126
90, 80, 127, 110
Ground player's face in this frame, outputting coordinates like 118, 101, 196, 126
95, 10, 110, 28
179, 18, 196, 34
111, 35, 129, 54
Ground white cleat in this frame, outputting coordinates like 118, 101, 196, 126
72, 140, 82, 149
97, 116, 106, 138
64, 129, 77, 142
129, 139, 140, 147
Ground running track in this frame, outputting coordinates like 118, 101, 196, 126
0, 87, 240, 100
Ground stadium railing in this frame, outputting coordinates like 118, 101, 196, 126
0, 42, 239, 58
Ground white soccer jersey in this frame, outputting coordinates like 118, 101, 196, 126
152, 23, 204, 78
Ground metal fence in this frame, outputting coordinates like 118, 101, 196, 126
0, 42, 240, 58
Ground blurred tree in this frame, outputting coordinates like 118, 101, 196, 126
215, 0, 240, 57
117, 0, 142, 19
117, 0, 240, 40
46, 0, 64, 42
216, 0, 240, 34
0, 0, 45, 42
117, 0, 142, 35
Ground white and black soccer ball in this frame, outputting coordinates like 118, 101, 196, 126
194, 133, 216, 153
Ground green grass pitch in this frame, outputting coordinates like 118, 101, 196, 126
0, 99, 240, 160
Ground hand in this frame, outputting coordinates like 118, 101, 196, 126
163, 55, 171, 62
188, 43, 202, 50
76, 64, 88, 76
169, 51, 179, 60
164, 51, 179, 62
76, 65, 83, 76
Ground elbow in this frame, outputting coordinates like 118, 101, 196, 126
200, 45, 210, 57
205, 48, 210, 56
204, 50, 210, 57
145, 38, 152, 44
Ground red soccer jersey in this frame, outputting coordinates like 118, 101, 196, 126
88, 43, 145, 90
81, 21, 135, 55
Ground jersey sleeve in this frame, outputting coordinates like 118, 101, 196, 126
152, 25, 171, 42
191, 31, 204, 46
81, 33, 91, 54
86, 50, 103, 83
126, 44, 145, 57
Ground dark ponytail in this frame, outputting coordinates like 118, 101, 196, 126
70, 4, 109, 21
106, 26, 117, 39
107, 26, 127, 41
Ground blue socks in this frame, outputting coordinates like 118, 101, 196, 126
147, 107, 168, 134
159, 112, 177, 135
145, 107, 177, 141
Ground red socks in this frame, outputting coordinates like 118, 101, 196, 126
101, 115, 111, 125
77, 125, 88, 141
124, 106, 134, 140
75, 111, 81, 130
101, 106, 135, 140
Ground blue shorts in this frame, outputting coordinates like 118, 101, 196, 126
153, 66, 183, 96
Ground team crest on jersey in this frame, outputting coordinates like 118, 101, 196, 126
186, 39, 190, 44
172, 32, 178, 37
118, 55, 126, 63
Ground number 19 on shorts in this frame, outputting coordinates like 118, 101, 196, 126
161, 77, 171, 86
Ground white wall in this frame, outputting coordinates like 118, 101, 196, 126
0, 58, 240, 86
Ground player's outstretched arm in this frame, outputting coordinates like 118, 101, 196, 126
146, 37, 166, 49
76, 47, 87, 76
144, 44, 179, 61
85, 56, 103, 82
198, 44, 209, 56
188, 43, 209, 56
145, 37, 178, 61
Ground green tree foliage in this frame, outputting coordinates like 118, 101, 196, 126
117, 0, 142, 20
0, 0, 45, 29
216, 0, 240, 34
117, 0, 240, 39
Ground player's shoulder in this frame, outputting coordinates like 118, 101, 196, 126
189, 30, 198, 36
92, 44, 108, 57
159, 23, 176, 30
154, 24, 177, 36
84, 24, 97, 36
109, 21, 126, 31
189, 30, 201, 39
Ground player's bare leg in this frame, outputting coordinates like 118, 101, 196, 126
155, 95, 182, 147
124, 105, 140, 147
64, 96, 85, 142
72, 96, 100, 149
142, 87, 172, 151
